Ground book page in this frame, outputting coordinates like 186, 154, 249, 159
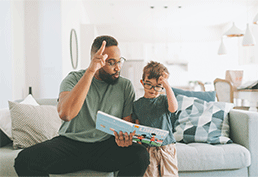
132, 124, 169, 147
96, 111, 133, 135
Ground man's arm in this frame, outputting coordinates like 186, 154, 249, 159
57, 41, 108, 121
57, 70, 95, 121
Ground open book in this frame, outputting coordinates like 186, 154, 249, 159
96, 111, 169, 147
237, 80, 258, 90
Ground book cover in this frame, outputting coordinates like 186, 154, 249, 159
96, 111, 169, 147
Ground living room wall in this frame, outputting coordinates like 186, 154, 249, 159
0, 1, 12, 108
1, 0, 258, 108
0, 0, 90, 109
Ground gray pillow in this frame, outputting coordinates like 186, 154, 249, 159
173, 95, 234, 144
8, 101, 62, 149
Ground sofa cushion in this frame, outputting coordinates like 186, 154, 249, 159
174, 95, 234, 144
176, 142, 251, 171
8, 101, 62, 149
172, 87, 216, 102
0, 144, 22, 176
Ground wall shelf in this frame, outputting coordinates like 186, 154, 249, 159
165, 61, 188, 71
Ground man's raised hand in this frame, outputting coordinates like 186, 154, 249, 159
88, 41, 108, 73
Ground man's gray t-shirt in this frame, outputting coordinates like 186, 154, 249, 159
58, 69, 135, 143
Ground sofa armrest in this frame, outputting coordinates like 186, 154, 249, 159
229, 109, 258, 177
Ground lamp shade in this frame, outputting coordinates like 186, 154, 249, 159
253, 13, 258, 24
242, 23, 256, 46
224, 22, 244, 37
218, 38, 227, 55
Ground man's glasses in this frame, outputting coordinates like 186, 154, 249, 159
142, 81, 164, 92
106, 57, 126, 68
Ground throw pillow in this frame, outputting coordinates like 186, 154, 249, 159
172, 87, 216, 102
0, 94, 39, 140
173, 95, 234, 144
8, 101, 62, 149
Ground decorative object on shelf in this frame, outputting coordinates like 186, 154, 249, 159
218, 37, 227, 55
70, 29, 78, 69
253, 13, 258, 24
242, 23, 256, 46
224, 22, 244, 37
29, 87, 32, 95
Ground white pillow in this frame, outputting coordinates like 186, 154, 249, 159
0, 94, 39, 139
20, 94, 40, 106
0, 108, 12, 139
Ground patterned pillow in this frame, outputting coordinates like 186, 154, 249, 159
8, 101, 62, 149
172, 87, 216, 102
174, 95, 234, 144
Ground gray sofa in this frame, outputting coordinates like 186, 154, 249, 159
0, 98, 257, 177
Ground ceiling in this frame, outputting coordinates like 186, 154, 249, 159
82, 0, 258, 43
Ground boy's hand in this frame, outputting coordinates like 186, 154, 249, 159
88, 41, 108, 73
113, 130, 136, 147
159, 72, 170, 89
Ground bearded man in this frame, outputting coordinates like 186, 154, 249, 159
14, 35, 150, 177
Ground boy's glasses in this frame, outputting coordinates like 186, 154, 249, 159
106, 57, 126, 68
142, 81, 164, 92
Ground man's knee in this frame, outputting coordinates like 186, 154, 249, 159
14, 149, 30, 176
14, 146, 48, 176
134, 145, 150, 168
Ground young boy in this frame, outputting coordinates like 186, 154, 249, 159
132, 61, 179, 177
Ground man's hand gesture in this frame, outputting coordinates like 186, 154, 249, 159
88, 41, 108, 74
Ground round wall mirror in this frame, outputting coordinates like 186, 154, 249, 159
70, 29, 78, 69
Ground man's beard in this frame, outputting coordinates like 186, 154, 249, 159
99, 68, 120, 85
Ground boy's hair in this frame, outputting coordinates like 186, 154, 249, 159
90, 35, 118, 58
142, 61, 169, 81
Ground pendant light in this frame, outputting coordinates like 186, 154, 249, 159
242, 0, 256, 46
224, 22, 244, 37
253, 13, 258, 24
242, 23, 256, 46
218, 37, 227, 55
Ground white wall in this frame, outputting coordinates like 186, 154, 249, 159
80, 24, 98, 69
22, 0, 63, 99
38, 0, 62, 98
11, 0, 26, 101
0, 0, 91, 108
0, 1, 12, 108
61, 0, 90, 78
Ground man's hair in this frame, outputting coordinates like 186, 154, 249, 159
90, 35, 118, 58
142, 61, 169, 81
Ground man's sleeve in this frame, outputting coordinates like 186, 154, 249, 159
131, 103, 138, 121
59, 72, 78, 94
122, 81, 136, 118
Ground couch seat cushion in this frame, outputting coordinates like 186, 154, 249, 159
176, 142, 251, 171
0, 144, 22, 176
